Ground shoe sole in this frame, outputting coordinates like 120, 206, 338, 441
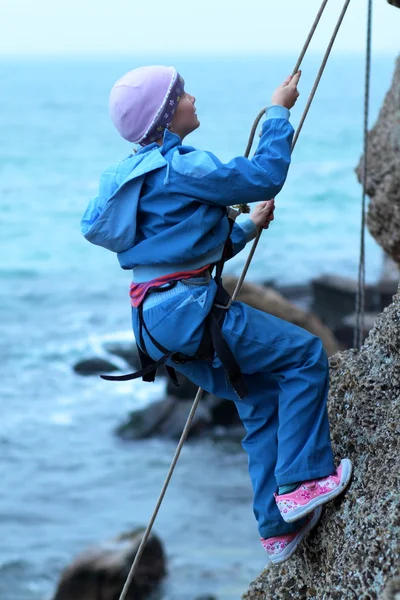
268, 506, 323, 565
281, 458, 353, 524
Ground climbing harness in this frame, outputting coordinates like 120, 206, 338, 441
101, 211, 248, 400
115, 0, 382, 596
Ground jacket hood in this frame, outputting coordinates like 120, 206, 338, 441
81, 148, 167, 253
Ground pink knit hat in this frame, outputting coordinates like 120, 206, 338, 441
109, 66, 185, 145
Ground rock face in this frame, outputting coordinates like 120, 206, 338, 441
356, 56, 400, 265
243, 56, 400, 600
243, 290, 400, 600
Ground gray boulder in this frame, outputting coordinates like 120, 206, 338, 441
53, 529, 166, 600
116, 396, 212, 440
73, 357, 120, 376
74, 341, 140, 376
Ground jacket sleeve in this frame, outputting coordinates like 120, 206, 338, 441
227, 219, 257, 258
169, 105, 293, 206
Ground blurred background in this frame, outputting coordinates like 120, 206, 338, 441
1, 1, 399, 599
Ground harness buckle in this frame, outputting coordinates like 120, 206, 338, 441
213, 297, 232, 310
171, 352, 195, 365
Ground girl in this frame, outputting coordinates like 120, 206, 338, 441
81, 65, 352, 565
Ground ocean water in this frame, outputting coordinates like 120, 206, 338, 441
0, 54, 396, 600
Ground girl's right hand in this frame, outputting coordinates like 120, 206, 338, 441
271, 71, 301, 109
250, 199, 275, 230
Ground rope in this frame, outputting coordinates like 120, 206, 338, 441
292, 0, 331, 80
244, 0, 330, 159
354, 0, 373, 349
238, 0, 352, 299
293, 0, 352, 149
117, 2, 352, 598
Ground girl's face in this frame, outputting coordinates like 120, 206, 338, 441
169, 91, 200, 140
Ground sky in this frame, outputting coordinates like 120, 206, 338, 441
1, 0, 399, 57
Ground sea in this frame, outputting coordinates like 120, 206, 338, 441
0, 53, 396, 600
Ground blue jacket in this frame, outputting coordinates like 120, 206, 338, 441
81, 105, 293, 282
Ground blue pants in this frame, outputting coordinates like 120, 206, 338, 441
132, 278, 335, 538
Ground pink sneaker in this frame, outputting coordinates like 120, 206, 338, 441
261, 507, 322, 565
275, 458, 353, 523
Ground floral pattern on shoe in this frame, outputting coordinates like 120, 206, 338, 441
274, 458, 353, 524
261, 534, 295, 555
261, 508, 322, 565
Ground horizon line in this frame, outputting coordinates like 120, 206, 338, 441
0, 50, 397, 60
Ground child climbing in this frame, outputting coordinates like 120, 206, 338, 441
81, 65, 353, 564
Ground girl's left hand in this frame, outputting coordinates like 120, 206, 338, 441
250, 199, 275, 230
